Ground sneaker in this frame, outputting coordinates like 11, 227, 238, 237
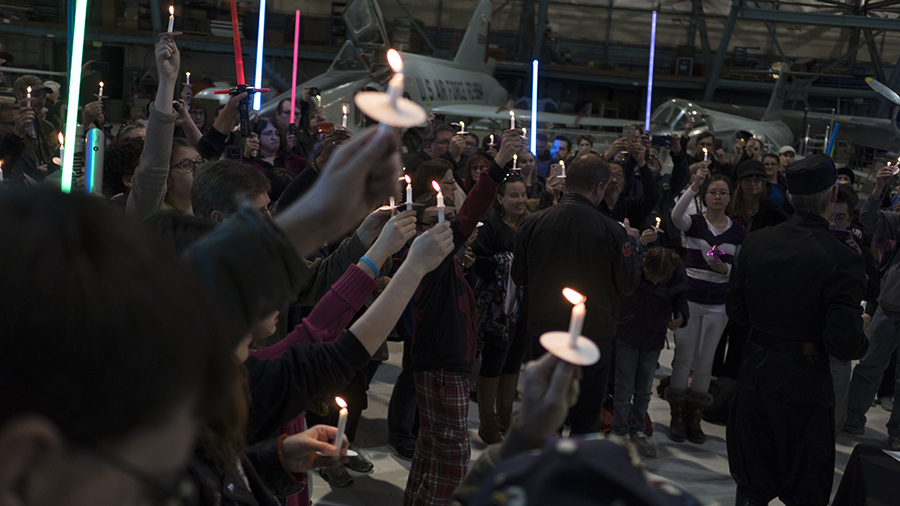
630, 432, 657, 458
319, 464, 354, 487
843, 424, 865, 436
344, 447, 374, 473
388, 443, 415, 461
883, 397, 894, 412
889, 436, 900, 451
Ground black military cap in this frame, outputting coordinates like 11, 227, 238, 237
785, 154, 837, 195
736, 160, 767, 180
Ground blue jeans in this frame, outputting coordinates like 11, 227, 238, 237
613, 339, 661, 435
846, 305, 900, 436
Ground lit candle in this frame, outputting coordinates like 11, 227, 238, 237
58, 133, 64, 168
459, 121, 466, 134
342, 103, 348, 128
98, 81, 104, 102
389, 195, 396, 216
316, 94, 322, 104
0, 161, 3, 182
167, 5, 174, 32
655, 216, 661, 230
560, 159, 566, 178
563, 288, 587, 348
509, 110, 515, 130
405, 174, 413, 211
386, 49, 405, 107
185, 72, 190, 85
432, 180, 445, 223
26, 86, 31, 108
512, 153, 518, 170
522, 127, 527, 138
332, 396, 348, 459
703, 147, 708, 161
489, 134, 494, 146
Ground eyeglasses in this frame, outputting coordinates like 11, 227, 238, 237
648, 155, 659, 160
441, 179, 458, 186
707, 190, 730, 197
170, 157, 206, 173
610, 173, 624, 180
69, 439, 195, 506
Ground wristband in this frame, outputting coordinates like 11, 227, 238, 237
359, 255, 380, 277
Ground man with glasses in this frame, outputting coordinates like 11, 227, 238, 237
407, 121, 465, 174
598, 143, 660, 229
673, 131, 735, 182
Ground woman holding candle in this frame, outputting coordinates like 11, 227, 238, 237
471, 175, 530, 443
668, 166, 746, 444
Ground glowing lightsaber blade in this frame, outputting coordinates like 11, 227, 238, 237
61, 0, 90, 193
644, 11, 657, 133
252, 0, 267, 110
290, 10, 300, 126
531, 59, 538, 155
826, 123, 840, 156
214, 0, 269, 135
231, 0, 245, 86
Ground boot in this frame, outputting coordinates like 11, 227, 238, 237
496, 373, 519, 432
666, 388, 688, 442
477, 376, 504, 444
685, 390, 714, 444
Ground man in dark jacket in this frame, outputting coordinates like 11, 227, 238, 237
407, 121, 465, 174
726, 154, 869, 506
513, 152, 642, 434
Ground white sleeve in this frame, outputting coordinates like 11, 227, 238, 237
671, 187, 698, 232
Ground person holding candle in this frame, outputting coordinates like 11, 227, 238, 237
407, 121, 467, 179
512, 152, 642, 435
401, 129, 520, 506
12, 76, 57, 175
0, 102, 46, 185
612, 246, 687, 458
471, 175, 530, 443
668, 165, 746, 444
598, 143, 660, 229
672, 130, 735, 182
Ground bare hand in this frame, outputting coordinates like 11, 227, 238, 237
286, 132, 297, 150
82, 100, 104, 128
683, 117, 695, 137
495, 129, 521, 166
448, 134, 466, 160
280, 425, 349, 474
244, 133, 260, 157
464, 227, 479, 248
632, 142, 646, 167
669, 134, 682, 155
667, 312, 684, 330
426, 111, 437, 125
407, 222, 455, 275
461, 247, 476, 269
212, 92, 247, 135
173, 99, 191, 126
302, 86, 311, 101
692, 165, 709, 191
707, 257, 728, 274
604, 137, 630, 161
181, 83, 193, 105
734, 138, 745, 153
714, 148, 727, 164
639, 227, 658, 246
369, 209, 416, 256
516, 354, 581, 441
155, 34, 180, 83
623, 218, 640, 241
13, 107, 35, 137
863, 313, 872, 332
875, 165, 896, 194
81, 60, 98, 79
846, 237, 863, 256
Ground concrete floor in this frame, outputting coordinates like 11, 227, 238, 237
309, 340, 893, 506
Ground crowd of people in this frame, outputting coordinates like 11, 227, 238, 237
0, 33, 894, 506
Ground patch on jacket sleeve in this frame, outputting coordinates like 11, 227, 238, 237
622, 241, 632, 257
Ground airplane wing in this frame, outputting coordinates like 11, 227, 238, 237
429, 104, 636, 128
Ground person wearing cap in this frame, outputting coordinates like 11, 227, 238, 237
844, 163, 900, 451
726, 153, 869, 506
12, 75, 58, 174
729, 160, 790, 233
836, 166, 856, 187
761, 152, 792, 212
778, 145, 796, 171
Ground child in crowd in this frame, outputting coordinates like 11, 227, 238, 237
613, 246, 688, 457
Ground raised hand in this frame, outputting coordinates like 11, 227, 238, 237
369, 210, 417, 259
155, 34, 180, 84
280, 425, 349, 473
406, 222, 455, 275
13, 107, 35, 137
495, 129, 522, 167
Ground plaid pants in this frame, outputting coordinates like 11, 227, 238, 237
403, 369, 470, 506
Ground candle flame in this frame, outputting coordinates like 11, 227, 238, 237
58, 132, 64, 144
460, 121, 465, 130
387, 49, 404, 73
513, 154, 517, 161
702, 147, 707, 154
185, 72, 190, 78
560, 160, 565, 168
169, 5, 174, 15
522, 128, 527, 136
431, 180, 441, 193
335, 396, 347, 409
26, 86, 31, 94
509, 111, 515, 118
655, 217, 661, 227
99, 81, 104, 88
562, 288, 586, 305
342, 103, 348, 114
405, 174, 412, 184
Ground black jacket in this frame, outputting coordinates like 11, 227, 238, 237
616, 260, 689, 351
733, 199, 790, 233
598, 162, 660, 229
512, 193, 642, 341
727, 211, 869, 407
472, 213, 517, 283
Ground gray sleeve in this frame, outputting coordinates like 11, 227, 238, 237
859, 193, 900, 241
126, 103, 179, 219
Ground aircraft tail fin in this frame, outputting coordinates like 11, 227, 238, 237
762, 63, 790, 122
453, 0, 493, 71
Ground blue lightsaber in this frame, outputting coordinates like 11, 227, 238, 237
61, 0, 90, 193
644, 11, 657, 133
826, 123, 840, 156
531, 59, 538, 155
252, 0, 267, 111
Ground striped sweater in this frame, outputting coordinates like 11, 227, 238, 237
673, 187, 747, 305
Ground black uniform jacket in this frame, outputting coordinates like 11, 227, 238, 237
727, 211, 869, 407
512, 193, 642, 341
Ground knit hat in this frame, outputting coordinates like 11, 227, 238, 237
736, 160, 767, 180
785, 154, 836, 195
779, 145, 796, 155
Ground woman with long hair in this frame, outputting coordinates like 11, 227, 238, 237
515, 148, 544, 198
244, 117, 307, 175
471, 175, 529, 443
729, 160, 789, 232
668, 168, 746, 445
463, 153, 491, 192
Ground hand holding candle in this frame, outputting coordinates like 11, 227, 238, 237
26, 86, 32, 108
538, 288, 599, 365
432, 180, 445, 223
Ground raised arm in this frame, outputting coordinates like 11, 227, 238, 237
860, 165, 900, 241
671, 164, 707, 232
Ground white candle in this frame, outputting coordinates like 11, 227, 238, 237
655, 216, 661, 230
58, 133, 64, 168
489, 134, 494, 146
522, 127, 527, 138
510, 110, 515, 130
703, 147, 708, 161
459, 121, 465, 134
560, 160, 566, 178
342, 103, 348, 128
0, 162, 3, 182
386, 49, 405, 107
563, 288, 586, 348
316, 94, 322, 104
26, 86, 31, 108
405, 174, 413, 211
432, 180, 445, 223
389, 196, 396, 216
512, 153, 518, 170
185, 72, 190, 85
167, 5, 174, 32
332, 396, 348, 459
98, 81, 104, 103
